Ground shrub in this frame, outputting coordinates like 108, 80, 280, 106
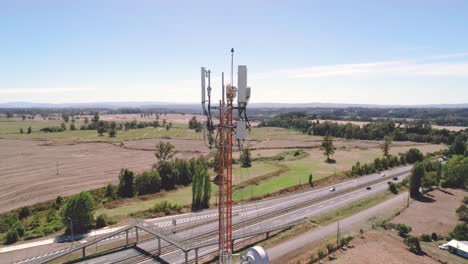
5, 229, 19, 244
55, 196, 63, 208
40, 126, 65, 133
152, 201, 182, 215
95, 214, 115, 229
388, 182, 398, 194
0, 213, 19, 233
16, 225, 25, 237
326, 243, 335, 254
431, 232, 438, 241
18, 207, 31, 219
420, 234, 431, 242
456, 204, 468, 222
340, 235, 353, 247
317, 249, 326, 260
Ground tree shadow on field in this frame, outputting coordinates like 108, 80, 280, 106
414, 195, 436, 203
438, 189, 454, 196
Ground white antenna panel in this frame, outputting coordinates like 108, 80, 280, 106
201, 67, 206, 103
237, 65, 247, 103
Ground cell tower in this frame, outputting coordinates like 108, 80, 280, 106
201, 48, 251, 263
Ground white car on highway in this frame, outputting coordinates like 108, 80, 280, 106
329, 186, 335, 192
380, 172, 385, 177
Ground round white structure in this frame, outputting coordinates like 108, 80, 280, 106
243, 246, 269, 264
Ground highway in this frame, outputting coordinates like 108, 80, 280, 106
15, 165, 411, 264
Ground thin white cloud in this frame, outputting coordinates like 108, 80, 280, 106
253, 56, 468, 80
0, 87, 95, 94
424, 52, 468, 60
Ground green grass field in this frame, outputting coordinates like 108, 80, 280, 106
248, 127, 323, 141
0, 120, 321, 143
0, 118, 200, 142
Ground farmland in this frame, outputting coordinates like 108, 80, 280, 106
0, 115, 447, 217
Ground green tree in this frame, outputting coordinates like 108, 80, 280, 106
441, 155, 468, 188
55, 196, 63, 207
388, 182, 398, 194
61, 192, 96, 233
69, 123, 76, 131
409, 162, 425, 198
450, 223, 468, 240
381, 136, 392, 156
110, 121, 117, 130
322, 135, 336, 163
405, 148, 424, 164
60, 123, 67, 131
19, 128, 23, 134
192, 163, 211, 210
5, 229, 18, 245
18, 207, 30, 220
155, 141, 177, 163
27, 126, 32, 134
92, 112, 100, 124
61, 113, 69, 123
117, 169, 135, 198
135, 170, 162, 195
97, 126, 105, 136
404, 236, 422, 254
109, 129, 117, 137
449, 134, 467, 156
239, 147, 252, 168
157, 161, 177, 190
396, 223, 412, 237
456, 204, 468, 222
105, 184, 115, 199
308, 173, 313, 187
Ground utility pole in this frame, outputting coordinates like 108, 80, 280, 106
201, 49, 251, 264
336, 220, 340, 247
56, 160, 59, 175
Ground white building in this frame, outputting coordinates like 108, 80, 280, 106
446, 239, 468, 259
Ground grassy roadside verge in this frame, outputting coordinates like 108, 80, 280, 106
309, 189, 398, 226
258, 189, 403, 250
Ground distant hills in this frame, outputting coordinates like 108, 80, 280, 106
0, 101, 467, 109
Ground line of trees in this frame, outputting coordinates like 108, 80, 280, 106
347, 148, 424, 177
107, 142, 212, 210
259, 112, 466, 145
113, 158, 208, 199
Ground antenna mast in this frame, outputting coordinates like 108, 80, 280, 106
201, 49, 251, 263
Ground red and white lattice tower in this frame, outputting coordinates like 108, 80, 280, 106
201, 49, 251, 263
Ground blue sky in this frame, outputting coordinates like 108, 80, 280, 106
1, 0, 468, 105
